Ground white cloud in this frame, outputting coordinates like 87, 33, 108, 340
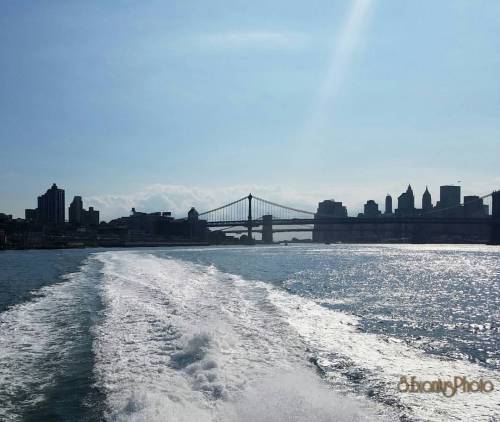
197, 30, 308, 50
86, 183, 332, 222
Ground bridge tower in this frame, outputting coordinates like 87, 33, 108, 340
247, 194, 253, 243
262, 214, 273, 244
491, 191, 500, 245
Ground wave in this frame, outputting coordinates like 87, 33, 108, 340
93, 251, 386, 421
0, 257, 103, 421
263, 282, 500, 421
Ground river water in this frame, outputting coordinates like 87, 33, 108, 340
0, 244, 498, 421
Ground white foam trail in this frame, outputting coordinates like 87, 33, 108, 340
0, 259, 99, 420
265, 287, 500, 421
93, 251, 387, 421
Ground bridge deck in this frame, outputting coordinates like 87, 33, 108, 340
206, 217, 492, 227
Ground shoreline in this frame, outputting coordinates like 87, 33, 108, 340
1, 239, 499, 251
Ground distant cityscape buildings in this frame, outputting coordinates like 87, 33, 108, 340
69, 196, 99, 226
27, 183, 66, 224
464, 196, 489, 218
363, 200, 381, 218
0, 182, 209, 249
24, 183, 100, 226
439, 185, 461, 209
104, 206, 207, 241
348, 184, 489, 220
17, 182, 491, 227
422, 187, 432, 211
68, 196, 83, 224
385, 194, 392, 215
315, 199, 348, 218
1, 182, 499, 249
396, 185, 415, 217
313, 183, 493, 244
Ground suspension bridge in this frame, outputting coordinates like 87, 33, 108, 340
198, 192, 500, 244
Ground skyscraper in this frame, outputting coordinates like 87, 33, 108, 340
69, 196, 84, 224
37, 183, 65, 224
463, 196, 485, 218
439, 185, 461, 209
385, 194, 392, 214
86, 207, 99, 226
25, 208, 38, 221
491, 191, 500, 244
422, 186, 432, 211
438, 185, 461, 217
69, 196, 100, 226
363, 200, 380, 218
396, 185, 415, 216
493, 191, 500, 218
315, 200, 348, 218
313, 199, 348, 242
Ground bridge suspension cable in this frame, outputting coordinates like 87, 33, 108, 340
198, 195, 249, 222
198, 193, 353, 224
251, 195, 316, 219
198, 194, 318, 224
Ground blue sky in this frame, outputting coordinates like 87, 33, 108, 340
1, 0, 499, 220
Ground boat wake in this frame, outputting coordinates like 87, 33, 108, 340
92, 251, 385, 421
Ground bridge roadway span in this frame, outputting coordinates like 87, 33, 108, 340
206, 217, 492, 228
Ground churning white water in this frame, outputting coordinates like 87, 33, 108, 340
92, 251, 388, 421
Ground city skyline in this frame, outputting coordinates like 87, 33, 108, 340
1, 1, 499, 219
3, 180, 495, 223
3, 181, 497, 248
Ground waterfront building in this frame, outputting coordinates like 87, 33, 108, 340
422, 187, 433, 212
464, 196, 486, 218
0, 213, 12, 221
313, 199, 348, 242
85, 207, 100, 226
438, 185, 462, 217
363, 200, 381, 218
69, 196, 84, 224
25, 208, 38, 221
396, 185, 415, 216
188, 207, 199, 221
439, 185, 461, 208
37, 183, 65, 224
108, 208, 206, 241
385, 194, 392, 214
316, 199, 348, 218
69, 196, 100, 226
